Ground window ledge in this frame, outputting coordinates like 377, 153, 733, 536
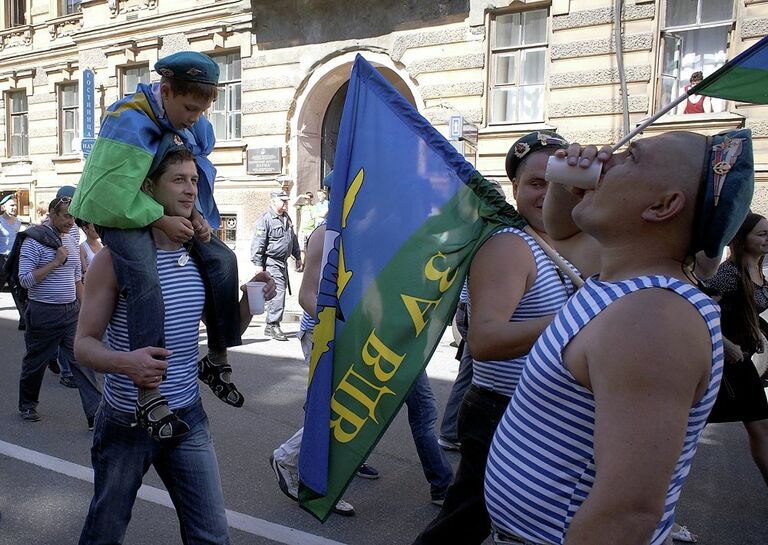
0, 157, 31, 166
214, 140, 247, 151
640, 111, 745, 133
479, 122, 557, 136
52, 154, 83, 164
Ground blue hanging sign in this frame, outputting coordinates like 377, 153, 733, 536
82, 68, 95, 139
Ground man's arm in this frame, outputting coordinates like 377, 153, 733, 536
467, 233, 554, 361
237, 271, 277, 334
18, 239, 68, 288
563, 290, 712, 545
75, 248, 169, 387
298, 225, 326, 318
542, 147, 605, 277
250, 214, 268, 272
290, 221, 302, 268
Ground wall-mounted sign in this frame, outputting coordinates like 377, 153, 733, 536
82, 69, 95, 139
247, 147, 283, 175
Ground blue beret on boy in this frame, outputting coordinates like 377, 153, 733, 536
148, 132, 189, 178
154, 51, 219, 86
505, 130, 569, 181
692, 128, 754, 258
0, 193, 15, 206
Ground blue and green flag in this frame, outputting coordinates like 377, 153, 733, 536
298, 54, 524, 521
694, 35, 768, 103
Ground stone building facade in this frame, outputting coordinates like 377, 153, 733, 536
0, 0, 765, 272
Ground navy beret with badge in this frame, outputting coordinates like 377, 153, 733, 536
692, 128, 755, 258
505, 130, 569, 181
154, 51, 220, 86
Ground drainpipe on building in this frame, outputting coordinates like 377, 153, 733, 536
615, 0, 630, 139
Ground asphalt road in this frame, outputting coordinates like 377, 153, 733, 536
0, 296, 766, 545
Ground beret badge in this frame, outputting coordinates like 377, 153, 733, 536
514, 142, 531, 158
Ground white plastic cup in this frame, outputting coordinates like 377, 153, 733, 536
545, 155, 602, 190
246, 281, 267, 315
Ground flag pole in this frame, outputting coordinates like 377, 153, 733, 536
523, 226, 585, 289
611, 90, 692, 151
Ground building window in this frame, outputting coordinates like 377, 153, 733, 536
8, 91, 28, 157
7, 0, 26, 27
488, 8, 548, 125
216, 214, 237, 247
659, 0, 735, 110
61, 0, 81, 15
210, 52, 241, 140
59, 83, 79, 155
121, 65, 150, 97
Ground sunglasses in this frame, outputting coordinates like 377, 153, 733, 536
51, 196, 72, 211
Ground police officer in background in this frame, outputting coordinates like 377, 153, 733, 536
251, 190, 302, 341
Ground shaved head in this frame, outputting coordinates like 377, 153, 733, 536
573, 131, 711, 261
649, 131, 708, 201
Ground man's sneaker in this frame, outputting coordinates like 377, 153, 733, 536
438, 437, 461, 451
59, 376, 78, 389
431, 496, 445, 507
332, 499, 356, 516
264, 324, 273, 337
269, 455, 299, 501
355, 463, 380, 479
20, 408, 40, 422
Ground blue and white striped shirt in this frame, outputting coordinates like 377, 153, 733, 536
470, 227, 576, 397
484, 275, 723, 545
104, 248, 205, 411
19, 227, 81, 304
0, 215, 22, 255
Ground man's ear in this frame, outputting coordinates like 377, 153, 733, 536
142, 178, 154, 196
641, 191, 686, 222
511, 178, 519, 200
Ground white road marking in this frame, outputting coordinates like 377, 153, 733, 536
0, 439, 349, 545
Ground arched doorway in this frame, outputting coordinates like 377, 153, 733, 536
290, 52, 421, 198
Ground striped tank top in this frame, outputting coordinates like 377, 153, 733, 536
484, 275, 723, 545
104, 248, 205, 412
470, 227, 577, 397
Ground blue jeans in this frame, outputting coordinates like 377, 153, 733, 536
79, 399, 229, 545
19, 300, 101, 419
439, 303, 473, 442
100, 228, 241, 352
405, 372, 454, 500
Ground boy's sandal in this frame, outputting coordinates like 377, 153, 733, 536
670, 525, 698, 543
136, 396, 190, 442
198, 356, 244, 408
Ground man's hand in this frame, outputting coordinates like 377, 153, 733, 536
241, 271, 278, 301
295, 259, 304, 272
121, 346, 172, 388
53, 246, 69, 266
723, 338, 745, 363
155, 215, 194, 243
192, 217, 212, 243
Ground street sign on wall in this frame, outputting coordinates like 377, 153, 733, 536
82, 68, 96, 158
247, 147, 283, 175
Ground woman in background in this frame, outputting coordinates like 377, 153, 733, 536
707, 212, 768, 486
